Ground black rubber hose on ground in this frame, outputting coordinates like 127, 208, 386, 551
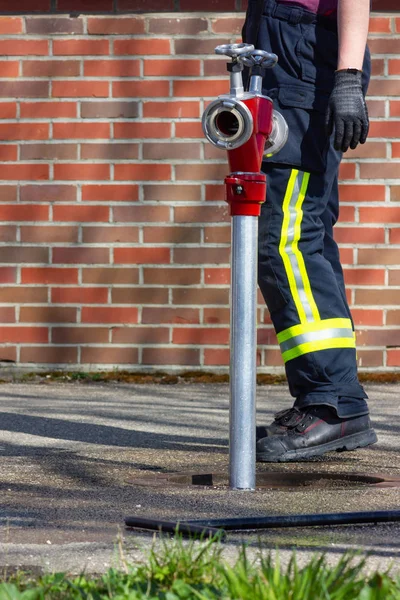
125, 511, 400, 537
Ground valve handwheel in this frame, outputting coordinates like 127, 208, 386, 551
215, 43, 255, 58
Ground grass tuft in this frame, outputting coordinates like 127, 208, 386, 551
1, 533, 400, 599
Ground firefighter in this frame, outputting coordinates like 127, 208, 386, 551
241, 0, 378, 461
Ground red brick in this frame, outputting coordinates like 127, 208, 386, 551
356, 350, 383, 368
368, 79, 400, 96
204, 59, 229, 77
112, 327, 169, 344
21, 226, 78, 243
20, 307, 76, 323
338, 163, 356, 180
0, 226, 16, 242
54, 164, 110, 180
143, 184, 200, 202
114, 247, 170, 264
338, 247, 354, 265
52, 247, 109, 264
368, 38, 400, 54
20, 184, 76, 202
143, 267, 200, 285
389, 228, 400, 244
0, 103, 17, 119
53, 123, 110, 139
351, 309, 384, 327
114, 122, 171, 140
143, 142, 200, 161
0, 347, 16, 362
114, 164, 171, 181
143, 226, 200, 244
82, 306, 138, 324
81, 143, 139, 160
142, 307, 199, 324
0, 164, 49, 180
173, 287, 229, 305
211, 16, 244, 33
0, 146, 17, 161
369, 16, 392, 33
386, 310, 400, 326
0, 327, 48, 343
203, 348, 229, 366
142, 347, 199, 366
0, 247, 48, 264
84, 59, 140, 77
117, 0, 173, 8
0, 307, 15, 323
343, 268, 385, 286
144, 59, 200, 77
174, 80, 229, 98
174, 205, 230, 223
81, 347, 139, 365
21, 267, 78, 284
113, 205, 170, 223
143, 101, 199, 119
0, 40, 48, 56
355, 289, 400, 305
25, 17, 83, 34
114, 39, 170, 56
358, 248, 400, 265
175, 121, 204, 139
52, 287, 108, 304
0, 82, 48, 98
204, 268, 230, 285
21, 347, 77, 364
174, 247, 230, 265
261, 349, 283, 367
205, 184, 224, 201
23, 60, 80, 78
82, 184, 138, 202
0, 61, 19, 78
357, 328, 400, 347
87, 17, 145, 34
53, 205, 109, 222
112, 287, 168, 304
174, 38, 229, 55
149, 17, 207, 34
112, 81, 170, 98
0, 123, 49, 140
20, 143, 77, 161
58, 0, 113, 9
390, 101, 400, 117
173, 327, 229, 345
334, 227, 385, 244
83, 226, 139, 243
0, 267, 16, 283
175, 163, 227, 182
83, 267, 139, 284
53, 39, 109, 56
387, 350, 400, 367
0, 286, 47, 303
369, 121, 400, 139
0, 17, 22, 34
359, 207, 400, 223
204, 226, 230, 244
366, 100, 386, 118
52, 81, 109, 98
390, 143, 400, 158
20, 101, 77, 119
52, 327, 109, 344
338, 184, 385, 202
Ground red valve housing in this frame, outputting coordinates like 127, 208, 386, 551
225, 95, 273, 217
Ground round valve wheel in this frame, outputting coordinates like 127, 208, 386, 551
215, 43, 254, 57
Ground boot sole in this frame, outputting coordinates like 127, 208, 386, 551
256, 429, 378, 463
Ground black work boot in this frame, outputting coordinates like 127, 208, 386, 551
256, 405, 377, 462
256, 407, 304, 441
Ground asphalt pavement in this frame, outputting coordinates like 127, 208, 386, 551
0, 381, 399, 574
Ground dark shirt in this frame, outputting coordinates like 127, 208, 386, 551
277, 0, 338, 16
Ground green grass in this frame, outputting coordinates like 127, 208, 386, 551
1, 533, 400, 599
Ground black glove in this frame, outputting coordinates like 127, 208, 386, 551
325, 69, 369, 153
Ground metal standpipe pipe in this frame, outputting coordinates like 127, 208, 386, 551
201, 43, 285, 490
230, 215, 258, 490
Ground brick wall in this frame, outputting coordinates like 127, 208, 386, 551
0, 5, 398, 372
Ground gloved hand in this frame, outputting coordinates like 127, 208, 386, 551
325, 69, 369, 153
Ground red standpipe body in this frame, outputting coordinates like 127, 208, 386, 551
225, 95, 274, 217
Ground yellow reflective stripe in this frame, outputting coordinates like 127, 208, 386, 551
282, 337, 356, 364
279, 170, 306, 321
277, 318, 353, 344
292, 172, 320, 322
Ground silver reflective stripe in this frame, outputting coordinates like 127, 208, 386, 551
280, 327, 355, 354
282, 172, 315, 322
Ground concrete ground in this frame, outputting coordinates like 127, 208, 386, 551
0, 381, 400, 575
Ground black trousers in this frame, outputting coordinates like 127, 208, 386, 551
243, 0, 371, 417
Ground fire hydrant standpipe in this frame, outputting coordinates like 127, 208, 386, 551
202, 44, 288, 490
